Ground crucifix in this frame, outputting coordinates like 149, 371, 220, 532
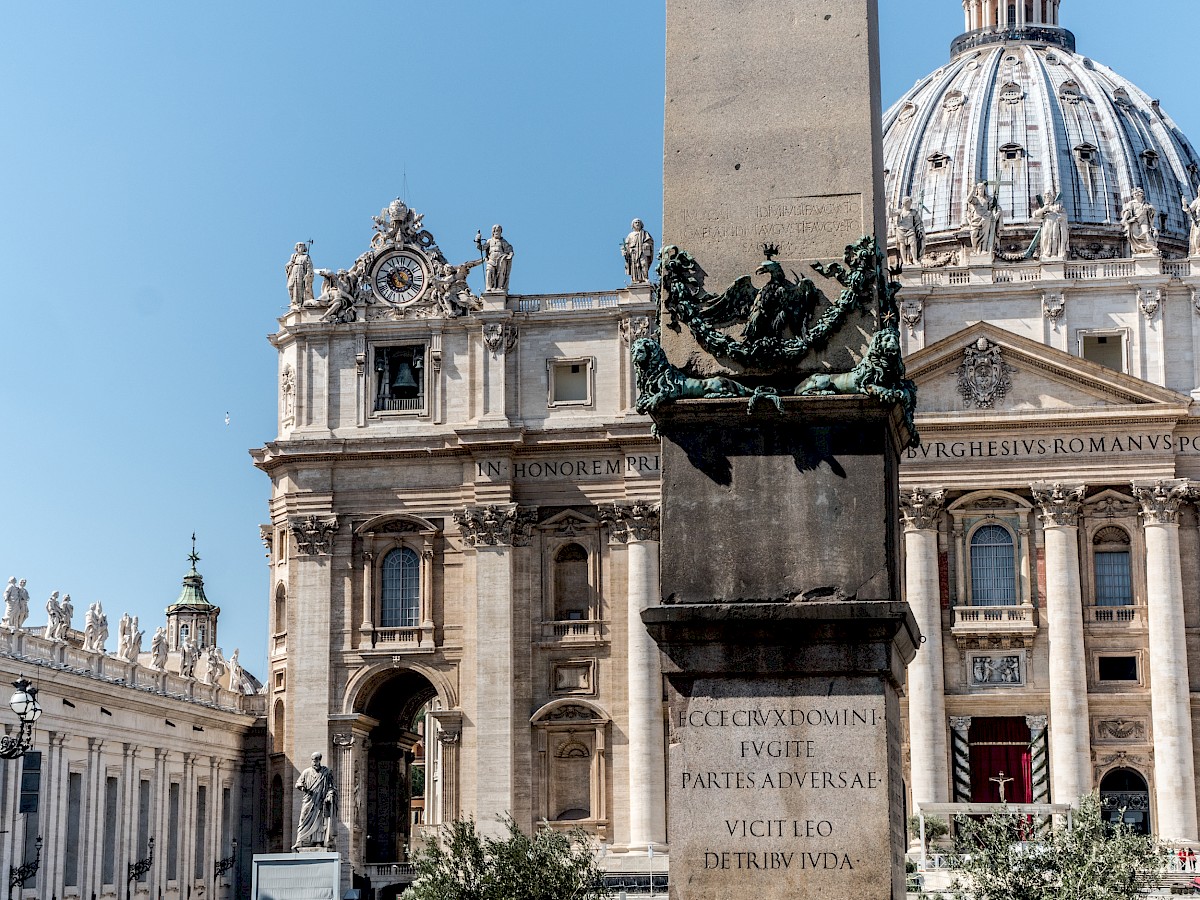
990, 771, 1015, 803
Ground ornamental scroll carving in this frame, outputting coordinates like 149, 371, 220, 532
543, 704, 598, 722
453, 505, 537, 547
1096, 718, 1147, 741
1132, 479, 1193, 525
290, 515, 339, 556
598, 502, 660, 543
1031, 483, 1086, 527
482, 323, 518, 358
899, 487, 946, 531
956, 337, 1015, 409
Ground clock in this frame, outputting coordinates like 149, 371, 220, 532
371, 250, 428, 305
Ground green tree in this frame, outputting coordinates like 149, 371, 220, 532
947, 794, 1167, 900
402, 817, 606, 900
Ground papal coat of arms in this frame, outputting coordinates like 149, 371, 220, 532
957, 337, 1016, 408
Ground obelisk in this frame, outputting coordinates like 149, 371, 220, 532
642, 2, 918, 899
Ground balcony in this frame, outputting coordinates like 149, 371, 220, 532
366, 624, 434, 652
365, 863, 417, 891
540, 619, 607, 644
952, 604, 1038, 648
1087, 605, 1144, 628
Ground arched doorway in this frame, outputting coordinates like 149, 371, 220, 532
361, 669, 438, 864
1099, 768, 1151, 835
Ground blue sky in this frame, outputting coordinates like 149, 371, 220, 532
1, 0, 1193, 677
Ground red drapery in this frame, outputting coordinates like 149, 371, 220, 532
968, 717, 1033, 803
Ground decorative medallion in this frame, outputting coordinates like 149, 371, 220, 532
956, 337, 1016, 408
1042, 291, 1065, 324
482, 323, 519, 358
901, 299, 924, 336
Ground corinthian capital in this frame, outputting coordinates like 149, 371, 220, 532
453, 504, 537, 547
899, 487, 946, 531
1031, 483, 1086, 527
289, 515, 339, 556
598, 502, 661, 543
1132, 479, 1193, 525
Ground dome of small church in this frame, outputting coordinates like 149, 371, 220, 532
883, 0, 1200, 258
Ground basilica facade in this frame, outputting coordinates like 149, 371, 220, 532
256, 1, 1200, 895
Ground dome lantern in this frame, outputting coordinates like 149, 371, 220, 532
956, 0, 1073, 56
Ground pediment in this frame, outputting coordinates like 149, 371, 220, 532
905, 323, 1189, 414
536, 509, 600, 535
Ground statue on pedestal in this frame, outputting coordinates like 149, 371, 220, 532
293, 752, 337, 851
2, 578, 29, 631
965, 182, 1001, 254
1122, 188, 1159, 255
1033, 189, 1069, 261
178, 637, 200, 678
286, 243, 315, 309
204, 646, 228, 687
1183, 191, 1200, 257
83, 601, 108, 652
56, 595, 73, 642
150, 627, 168, 671
623, 218, 656, 283
44, 592, 62, 641
477, 225, 514, 292
892, 197, 923, 266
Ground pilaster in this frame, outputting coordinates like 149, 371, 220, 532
1031, 482, 1091, 805
900, 488, 949, 809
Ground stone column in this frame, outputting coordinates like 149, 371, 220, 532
605, 503, 666, 849
1026, 714, 1050, 803
287, 515, 338, 770
1031, 483, 1092, 805
430, 709, 463, 826
453, 506, 534, 834
1134, 480, 1199, 841
332, 733, 355, 865
949, 716, 972, 802
900, 488, 949, 809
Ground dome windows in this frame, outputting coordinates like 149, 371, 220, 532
898, 102, 919, 122
999, 82, 1024, 105
1075, 143, 1100, 165
1059, 81, 1083, 104
999, 143, 1026, 162
928, 152, 952, 171
1113, 88, 1133, 108
1141, 149, 1160, 171
943, 90, 966, 112
1044, 52, 1061, 66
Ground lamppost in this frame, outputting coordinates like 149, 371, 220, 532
128, 837, 154, 900
0, 680, 41, 760
215, 838, 238, 897
8, 835, 40, 900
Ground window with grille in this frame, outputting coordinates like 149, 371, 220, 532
1094, 527, 1133, 606
970, 524, 1017, 606
381, 547, 420, 628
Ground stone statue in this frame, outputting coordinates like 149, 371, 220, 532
964, 182, 1001, 254
293, 752, 337, 850
83, 601, 108, 652
285, 243, 315, 309
57, 594, 73, 642
122, 616, 143, 663
178, 637, 200, 678
44, 591, 62, 641
204, 645, 228, 686
1033, 190, 1069, 261
150, 627, 169, 671
116, 612, 132, 657
431, 259, 483, 317
228, 648, 251, 694
317, 268, 359, 324
622, 218, 656, 283
892, 197, 923, 266
1122, 188, 1159, 255
1183, 191, 1200, 257
477, 225, 514, 292
2, 578, 29, 631
372, 199, 424, 248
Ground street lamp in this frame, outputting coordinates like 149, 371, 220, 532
8, 835, 41, 900
0, 680, 41, 760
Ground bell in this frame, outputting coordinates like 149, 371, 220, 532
391, 362, 418, 397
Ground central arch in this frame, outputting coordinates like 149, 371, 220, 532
357, 669, 439, 863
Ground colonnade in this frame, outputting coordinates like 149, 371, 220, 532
902, 480, 1199, 842
961, 0, 1061, 31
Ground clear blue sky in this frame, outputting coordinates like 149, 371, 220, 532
1, 0, 1193, 678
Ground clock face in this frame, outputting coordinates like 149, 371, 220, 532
372, 250, 428, 305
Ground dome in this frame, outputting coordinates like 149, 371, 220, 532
883, 2, 1200, 259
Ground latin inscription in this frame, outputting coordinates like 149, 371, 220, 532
905, 432, 1198, 463
675, 194, 864, 261
474, 455, 660, 482
672, 701, 884, 883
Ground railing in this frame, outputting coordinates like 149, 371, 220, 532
366, 863, 417, 884
952, 604, 1037, 635
511, 291, 622, 313
949, 270, 971, 285
371, 625, 431, 649
1088, 605, 1142, 626
1164, 260, 1193, 277
993, 268, 1042, 283
543, 620, 606, 641
907, 257, 1191, 287
374, 397, 424, 412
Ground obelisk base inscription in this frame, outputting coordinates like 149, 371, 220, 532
642, 602, 918, 900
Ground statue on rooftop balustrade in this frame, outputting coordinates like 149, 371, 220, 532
1122, 188, 1159, 256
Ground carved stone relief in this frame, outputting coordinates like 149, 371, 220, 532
598, 502, 661, 543
900, 299, 924, 336
482, 323, 518, 358
1132, 479, 1193, 525
551, 660, 597, 696
1031, 483, 1086, 527
620, 315, 653, 344
1042, 291, 1065, 324
957, 338, 1016, 408
453, 505, 537, 547
1095, 717, 1147, 742
968, 652, 1024, 687
289, 516, 339, 556
899, 487, 946, 531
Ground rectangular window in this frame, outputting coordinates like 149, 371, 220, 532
1094, 551, 1133, 606
19, 750, 41, 814
195, 785, 208, 880
65, 773, 82, 886
1099, 656, 1138, 681
167, 782, 180, 881
549, 359, 593, 407
103, 776, 119, 884
138, 779, 152, 881
222, 786, 232, 855
374, 345, 427, 413
1082, 334, 1124, 372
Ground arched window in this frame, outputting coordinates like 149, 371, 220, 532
1099, 768, 1150, 835
273, 699, 286, 754
274, 584, 287, 634
198, 625, 207, 647
180, 623, 190, 642
1093, 527, 1133, 606
971, 524, 1017, 606
553, 544, 591, 621
381, 548, 420, 628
